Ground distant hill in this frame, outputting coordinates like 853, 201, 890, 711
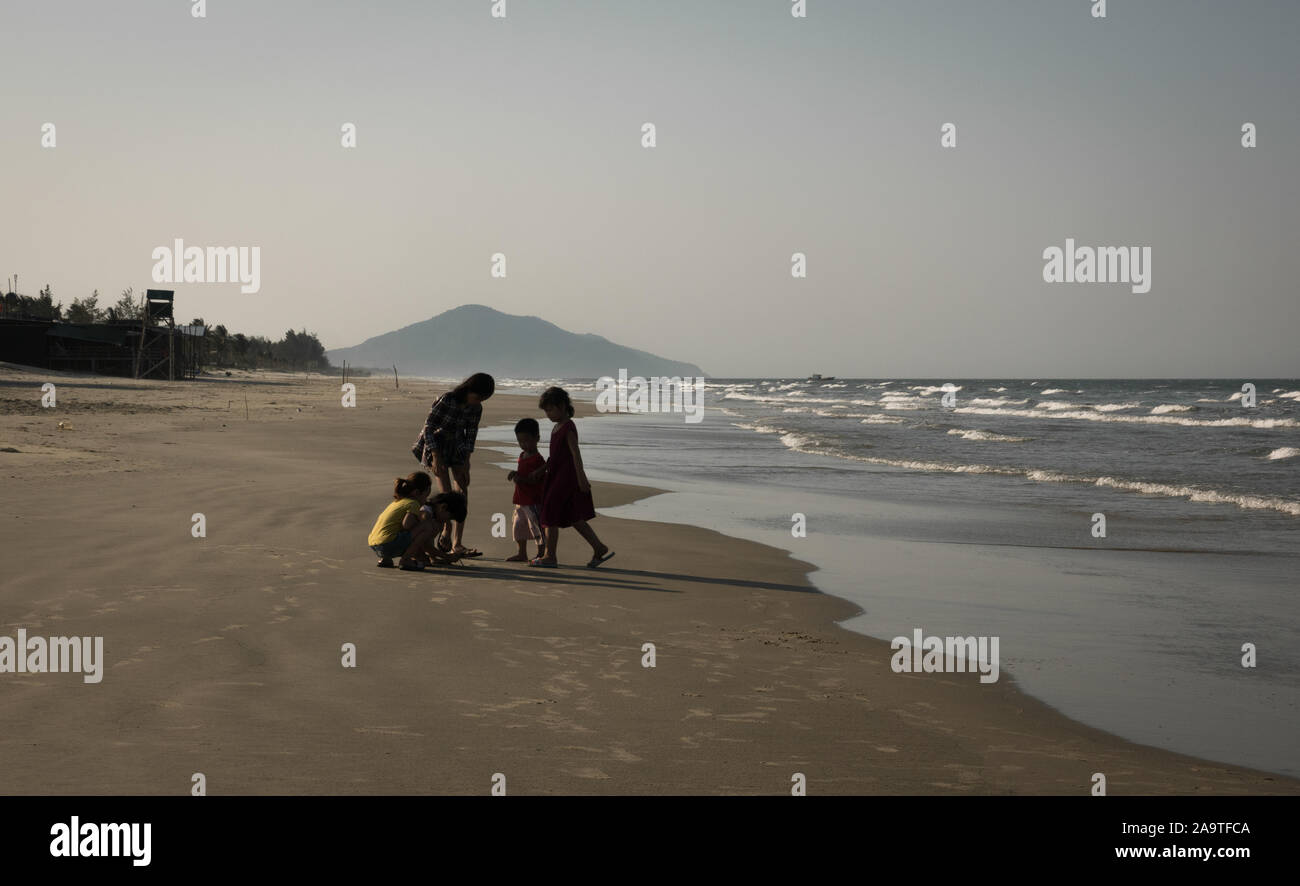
327, 305, 707, 379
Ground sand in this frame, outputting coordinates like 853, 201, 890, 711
0, 363, 1294, 794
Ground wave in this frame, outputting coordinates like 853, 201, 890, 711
956, 405, 1298, 428
860, 414, 905, 424
1034, 400, 1143, 412
1278, 391, 1300, 401
1266, 447, 1300, 461
768, 433, 1300, 516
947, 429, 1031, 443
1041, 388, 1069, 395
969, 397, 1029, 407
1150, 404, 1196, 414
780, 432, 821, 451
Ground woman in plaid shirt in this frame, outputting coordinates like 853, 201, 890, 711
412, 372, 495, 556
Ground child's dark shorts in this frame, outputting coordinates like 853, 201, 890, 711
371, 530, 413, 559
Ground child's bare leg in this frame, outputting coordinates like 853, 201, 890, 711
506, 539, 529, 562
401, 522, 437, 565
450, 464, 471, 551
537, 526, 559, 563
573, 520, 607, 557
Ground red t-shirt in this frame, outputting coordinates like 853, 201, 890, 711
513, 452, 546, 506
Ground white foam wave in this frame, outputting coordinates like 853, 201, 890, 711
1277, 391, 1300, 401
770, 435, 1300, 516
780, 432, 819, 451
1266, 447, 1300, 461
1041, 388, 1069, 395
969, 397, 1030, 407
1150, 404, 1195, 414
947, 429, 1031, 443
860, 415, 904, 424
955, 405, 1299, 429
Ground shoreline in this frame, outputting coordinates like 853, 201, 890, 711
0, 367, 1295, 793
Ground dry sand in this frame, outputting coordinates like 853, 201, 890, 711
0, 364, 1294, 794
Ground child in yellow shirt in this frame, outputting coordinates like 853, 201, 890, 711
368, 472, 467, 570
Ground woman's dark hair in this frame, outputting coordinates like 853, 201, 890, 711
427, 491, 468, 523
449, 372, 495, 404
514, 417, 540, 436
394, 471, 433, 500
539, 386, 574, 418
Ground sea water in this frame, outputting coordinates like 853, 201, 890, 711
483, 379, 1300, 777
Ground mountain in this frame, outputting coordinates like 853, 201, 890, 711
326, 305, 707, 379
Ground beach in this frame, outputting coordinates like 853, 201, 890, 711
0, 365, 1294, 795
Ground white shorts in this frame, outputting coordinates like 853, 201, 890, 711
512, 504, 543, 541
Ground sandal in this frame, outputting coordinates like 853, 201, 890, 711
453, 546, 483, 558
528, 558, 558, 568
587, 551, 616, 569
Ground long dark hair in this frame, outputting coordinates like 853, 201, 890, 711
448, 372, 495, 404
394, 471, 433, 500
539, 386, 574, 418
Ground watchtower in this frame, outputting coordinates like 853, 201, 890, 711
135, 289, 177, 380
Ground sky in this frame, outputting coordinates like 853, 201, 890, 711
1, 0, 1296, 378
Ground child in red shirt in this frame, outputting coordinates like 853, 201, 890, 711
506, 417, 547, 562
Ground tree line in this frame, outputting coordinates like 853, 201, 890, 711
2, 285, 338, 372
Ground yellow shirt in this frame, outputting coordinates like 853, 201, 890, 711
368, 498, 422, 546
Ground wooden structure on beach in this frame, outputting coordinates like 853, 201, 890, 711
0, 288, 203, 378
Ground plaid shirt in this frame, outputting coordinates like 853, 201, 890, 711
411, 394, 482, 466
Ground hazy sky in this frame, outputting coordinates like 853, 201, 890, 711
2, 1, 1296, 377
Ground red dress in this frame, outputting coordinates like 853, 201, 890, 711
540, 420, 596, 528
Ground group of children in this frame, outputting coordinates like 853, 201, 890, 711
369, 385, 614, 571
366, 473, 469, 570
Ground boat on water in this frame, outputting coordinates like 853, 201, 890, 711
807, 373, 836, 381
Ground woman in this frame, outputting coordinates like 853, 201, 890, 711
411, 372, 495, 557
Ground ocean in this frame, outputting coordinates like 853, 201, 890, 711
480, 378, 1300, 777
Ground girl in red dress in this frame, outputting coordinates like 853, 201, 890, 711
530, 387, 615, 569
